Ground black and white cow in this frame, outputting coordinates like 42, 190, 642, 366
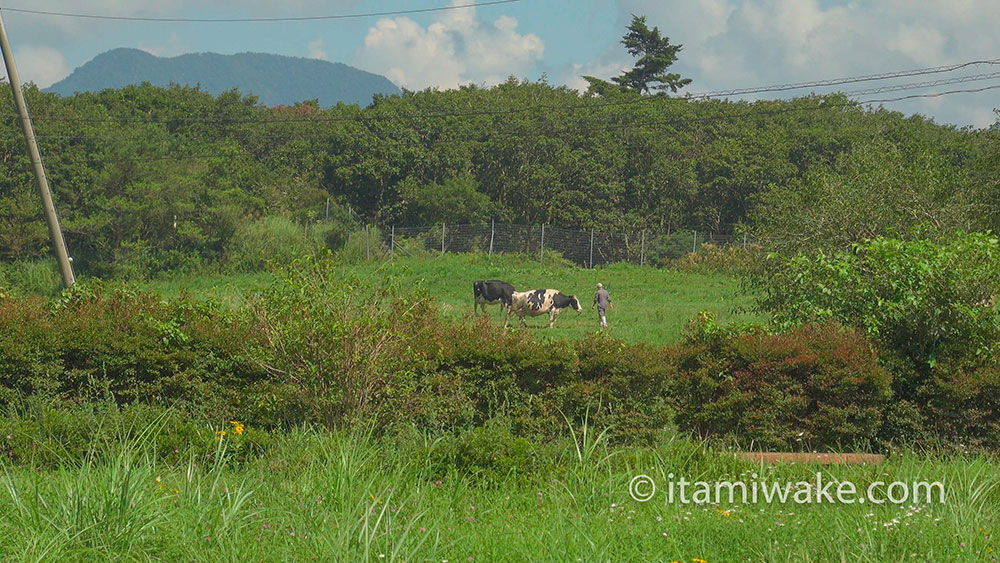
505, 289, 583, 328
473, 280, 515, 315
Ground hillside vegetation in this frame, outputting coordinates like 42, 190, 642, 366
1, 80, 997, 279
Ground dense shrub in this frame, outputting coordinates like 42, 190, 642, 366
915, 361, 1000, 449
754, 233, 1000, 373
4, 259, 1000, 451
646, 229, 698, 264
0, 280, 269, 419
668, 242, 760, 274
671, 320, 892, 449
750, 233, 1000, 448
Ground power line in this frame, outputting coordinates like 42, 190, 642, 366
0, 0, 520, 22
861, 83, 1000, 103
688, 58, 1000, 99
842, 71, 1000, 97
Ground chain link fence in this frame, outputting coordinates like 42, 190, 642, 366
371, 221, 750, 267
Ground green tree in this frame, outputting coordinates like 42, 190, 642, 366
401, 176, 493, 225
585, 15, 692, 95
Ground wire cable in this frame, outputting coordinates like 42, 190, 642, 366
0, 0, 519, 22
688, 58, 1000, 98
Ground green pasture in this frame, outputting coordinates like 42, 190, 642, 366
145, 253, 760, 345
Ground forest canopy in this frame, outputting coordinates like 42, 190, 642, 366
0, 79, 997, 277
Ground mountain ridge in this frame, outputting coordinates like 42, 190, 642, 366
45, 48, 401, 106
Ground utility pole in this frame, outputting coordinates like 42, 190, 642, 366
0, 10, 74, 287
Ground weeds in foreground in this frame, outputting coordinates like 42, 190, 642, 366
0, 412, 995, 561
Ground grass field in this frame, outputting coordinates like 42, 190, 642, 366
145, 253, 760, 345
0, 418, 996, 561
9, 254, 997, 560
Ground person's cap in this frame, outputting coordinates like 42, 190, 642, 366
596, 283, 603, 288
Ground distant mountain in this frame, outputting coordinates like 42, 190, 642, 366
46, 48, 401, 106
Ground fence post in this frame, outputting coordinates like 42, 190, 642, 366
589, 228, 594, 269
391, 225, 395, 258
692, 231, 697, 254
441, 223, 446, 256
365, 224, 370, 260
325, 198, 330, 221
743, 232, 747, 248
640, 230, 645, 267
540, 224, 545, 263
489, 219, 495, 257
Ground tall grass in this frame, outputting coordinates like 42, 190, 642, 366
0, 258, 62, 297
0, 411, 995, 561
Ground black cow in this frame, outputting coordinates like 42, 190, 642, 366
473, 280, 515, 315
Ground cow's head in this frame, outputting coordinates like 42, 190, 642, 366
553, 293, 583, 313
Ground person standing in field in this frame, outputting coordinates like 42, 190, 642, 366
593, 283, 612, 328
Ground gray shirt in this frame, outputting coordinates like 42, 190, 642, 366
594, 289, 611, 310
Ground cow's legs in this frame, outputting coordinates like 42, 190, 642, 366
548, 310, 556, 328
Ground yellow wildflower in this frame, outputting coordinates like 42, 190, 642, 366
229, 420, 244, 435
693, 559, 708, 563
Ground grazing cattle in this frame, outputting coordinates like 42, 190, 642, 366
473, 280, 515, 315
505, 289, 583, 328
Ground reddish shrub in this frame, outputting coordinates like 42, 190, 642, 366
671, 322, 892, 449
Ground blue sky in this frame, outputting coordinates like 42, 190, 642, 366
4, 0, 999, 128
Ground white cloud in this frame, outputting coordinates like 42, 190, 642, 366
307, 38, 327, 60
352, 1, 544, 90
888, 23, 947, 66
138, 32, 185, 58
12, 46, 69, 88
576, 0, 1000, 127
563, 57, 630, 93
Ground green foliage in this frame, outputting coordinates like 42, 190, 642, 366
398, 176, 493, 226
754, 138, 984, 253
4, 254, 1000, 449
424, 418, 553, 483
0, 257, 63, 296
225, 215, 354, 272
755, 233, 1000, 371
646, 229, 698, 263
1, 79, 993, 280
